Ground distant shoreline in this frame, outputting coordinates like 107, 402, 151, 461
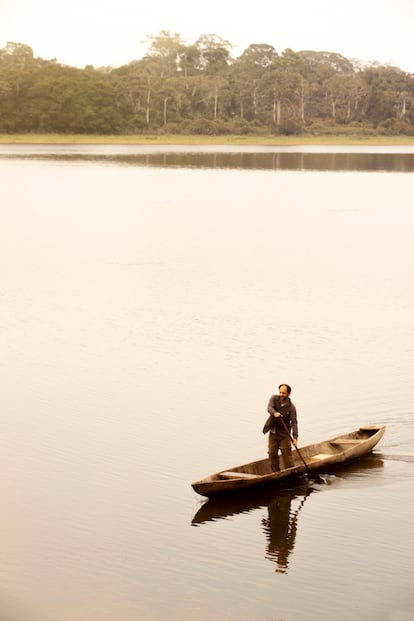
1, 133, 414, 146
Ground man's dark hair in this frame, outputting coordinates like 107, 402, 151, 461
279, 383, 292, 394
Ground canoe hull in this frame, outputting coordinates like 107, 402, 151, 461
191, 425, 385, 497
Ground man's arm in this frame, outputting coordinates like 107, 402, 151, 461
290, 404, 298, 439
267, 395, 281, 417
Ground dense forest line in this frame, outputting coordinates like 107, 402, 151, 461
1, 33, 413, 136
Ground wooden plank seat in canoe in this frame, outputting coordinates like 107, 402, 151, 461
330, 439, 366, 445
218, 471, 258, 480
309, 453, 332, 462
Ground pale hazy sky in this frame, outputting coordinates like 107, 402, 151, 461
1, 0, 414, 72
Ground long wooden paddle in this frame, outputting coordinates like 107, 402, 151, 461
277, 415, 313, 479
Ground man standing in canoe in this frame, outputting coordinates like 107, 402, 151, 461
263, 384, 298, 471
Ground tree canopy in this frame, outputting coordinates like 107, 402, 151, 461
1, 34, 413, 135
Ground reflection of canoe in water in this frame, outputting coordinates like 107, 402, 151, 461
191, 425, 385, 498
192, 481, 313, 525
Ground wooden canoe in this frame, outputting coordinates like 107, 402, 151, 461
191, 424, 385, 497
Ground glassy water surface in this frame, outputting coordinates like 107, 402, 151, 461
1, 145, 414, 621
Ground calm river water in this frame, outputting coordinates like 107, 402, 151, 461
1, 144, 414, 621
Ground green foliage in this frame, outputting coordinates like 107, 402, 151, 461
278, 119, 304, 135
377, 119, 414, 136
0, 34, 413, 135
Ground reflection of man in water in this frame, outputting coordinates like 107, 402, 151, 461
262, 492, 299, 573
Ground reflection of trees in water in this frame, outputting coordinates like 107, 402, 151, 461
3, 152, 414, 173
262, 489, 310, 573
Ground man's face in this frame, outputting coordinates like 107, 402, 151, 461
279, 385, 289, 402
